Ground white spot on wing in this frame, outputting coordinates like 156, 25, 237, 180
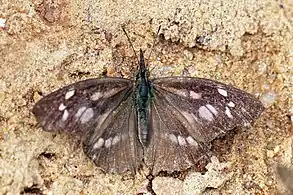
217, 88, 228, 97
80, 108, 94, 124
225, 106, 233, 118
177, 136, 187, 146
227, 101, 235, 107
190, 91, 201, 99
62, 110, 69, 121
186, 136, 198, 147
58, 103, 66, 111
75, 107, 87, 118
111, 136, 120, 146
93, 138, 104, 149
206, 104, 218, 115
65, 89, 75, 99
198, 106, 214, 121
169, 134, 178, 144
105, 137, 112, 148
91, 92, 102, 101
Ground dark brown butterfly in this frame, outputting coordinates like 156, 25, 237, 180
33, 30, 264, 175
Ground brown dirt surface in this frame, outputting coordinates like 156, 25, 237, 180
0, 0, 292, 194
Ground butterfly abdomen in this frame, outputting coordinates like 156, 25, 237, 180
136, 79, 152, 147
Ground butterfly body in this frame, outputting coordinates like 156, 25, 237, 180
33, 48, 264, 175
136, 49, 153, 147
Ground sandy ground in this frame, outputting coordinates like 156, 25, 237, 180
0, 0, 292, 194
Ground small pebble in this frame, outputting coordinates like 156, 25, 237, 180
260, 92, 277, 108
0, 92, 5, 103
267, 150, 275, 158
183, 50, 193, 60
0, 18, 6, 28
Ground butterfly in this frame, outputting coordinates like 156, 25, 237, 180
33, 31, 265, 176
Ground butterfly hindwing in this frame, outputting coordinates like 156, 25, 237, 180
33, 78, 133, 135
152, 77, 264, 143
83, 95, 144, 174
145, 91, 208, 175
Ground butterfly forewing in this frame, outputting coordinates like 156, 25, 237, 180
144, 76, 264, 174
152, 77, 265, 143
33, 78, 133, 135
83, 95, 143, 174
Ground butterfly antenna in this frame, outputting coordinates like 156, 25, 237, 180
147, 25, 161, 73
122, 27, 139, 65
147, 25, 161, 62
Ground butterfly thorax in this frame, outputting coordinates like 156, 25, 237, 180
135, 50, 152, 147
